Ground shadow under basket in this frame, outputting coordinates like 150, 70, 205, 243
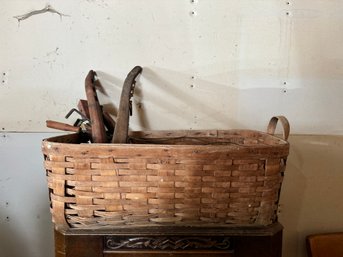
42, 116, 290, 229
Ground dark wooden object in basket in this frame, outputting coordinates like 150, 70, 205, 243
54, 222, 282, 257
85, 70, 107, 143
112, 66, 142, 143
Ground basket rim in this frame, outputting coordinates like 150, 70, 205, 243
43, 129, 289, 145
42, 129, 289, 158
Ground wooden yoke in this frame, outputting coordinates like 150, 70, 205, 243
85, 70, 107, 143
112, 66, 142, 143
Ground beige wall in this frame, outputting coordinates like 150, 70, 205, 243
1, 0, 343, 134
279, 135, 343, 257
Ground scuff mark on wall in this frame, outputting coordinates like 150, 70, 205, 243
31, 47, 62, 70
13, 4, 69, 23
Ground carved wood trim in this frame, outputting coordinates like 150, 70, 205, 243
105, 236, 234, 251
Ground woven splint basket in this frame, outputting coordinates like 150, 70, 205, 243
42, 116, 290, 229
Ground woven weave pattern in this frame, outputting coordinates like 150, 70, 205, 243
43, 130, 288, 229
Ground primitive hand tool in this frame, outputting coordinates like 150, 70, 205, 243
112, 66, 142, 143
46, 120, 80, 133
77, 99, 116, 135
77, 99, 90, 119
85, 70, 107, 143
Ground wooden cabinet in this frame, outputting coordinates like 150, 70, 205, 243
55, 222, 282, 257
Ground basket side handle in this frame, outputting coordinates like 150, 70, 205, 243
267, 116, 290, 141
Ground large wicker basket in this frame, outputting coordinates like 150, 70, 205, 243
42, 116, 290, 229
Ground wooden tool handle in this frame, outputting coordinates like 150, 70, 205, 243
112, 66, 142, 143
46, 120, 80, 132
85, 70, 107, 143
77, 99, 90, 119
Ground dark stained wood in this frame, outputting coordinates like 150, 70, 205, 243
54, 223, 283, 257
54, 229, 66, 257
234, 230, 282, 257
65, 235, 103, 257
61, 223, 283, 237
77, 99, 90, 119
85, 70, 107, 143
112, 66, 142, 143
104, 251, 233, 257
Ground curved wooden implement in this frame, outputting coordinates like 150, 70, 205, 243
46, 120, 80, 133
85, 70, 107, 143
112, 66, 142, 143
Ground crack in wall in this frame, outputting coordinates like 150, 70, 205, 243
13, 4, 70, 22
